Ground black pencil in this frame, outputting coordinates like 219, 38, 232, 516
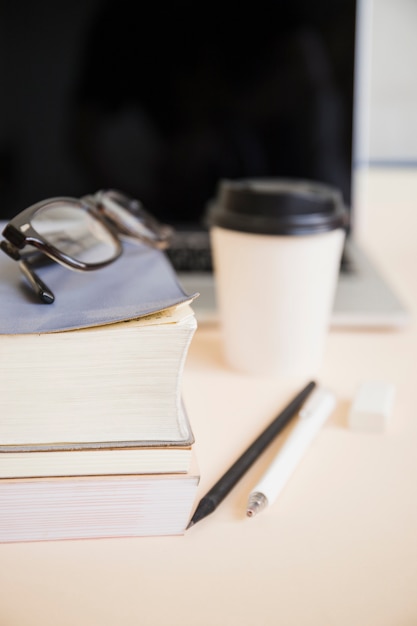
187, 380, 317, 529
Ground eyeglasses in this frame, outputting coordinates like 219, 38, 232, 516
0, 189, 173, 304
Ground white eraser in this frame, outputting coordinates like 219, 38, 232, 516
348, 381, 396, 433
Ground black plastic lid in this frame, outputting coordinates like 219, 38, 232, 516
206, 178, 348, 235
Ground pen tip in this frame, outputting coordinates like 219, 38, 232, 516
246, 492, 268, 518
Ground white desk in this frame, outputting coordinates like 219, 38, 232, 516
1, 169, 416, 626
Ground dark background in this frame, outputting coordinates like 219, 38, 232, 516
0, 0, 356, 225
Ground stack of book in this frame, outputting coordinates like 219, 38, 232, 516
0, 240, 200, 542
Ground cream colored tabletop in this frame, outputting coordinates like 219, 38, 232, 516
1, 169, 416, 626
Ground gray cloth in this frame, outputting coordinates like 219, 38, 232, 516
0, 236, 197, 334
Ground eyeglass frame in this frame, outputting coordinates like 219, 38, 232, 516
0, 189, 173, 304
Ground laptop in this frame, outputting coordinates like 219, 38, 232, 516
0, 0, 408, 328
165, 0, 409, 328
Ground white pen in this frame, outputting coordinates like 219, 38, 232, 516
246, 387, 336, 517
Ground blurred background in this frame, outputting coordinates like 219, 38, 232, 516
0, 0, 415, 225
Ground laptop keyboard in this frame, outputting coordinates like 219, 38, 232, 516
166, 230, 213, 272
167, 230, 355, 275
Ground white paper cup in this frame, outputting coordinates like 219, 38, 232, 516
207, 179, 347, 379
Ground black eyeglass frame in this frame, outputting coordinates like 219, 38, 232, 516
1, 190, 173, 304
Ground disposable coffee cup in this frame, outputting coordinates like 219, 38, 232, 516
207, 178, 347, 379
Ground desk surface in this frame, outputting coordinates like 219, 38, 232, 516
1, 169, 416, 626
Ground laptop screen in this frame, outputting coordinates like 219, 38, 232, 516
0, 0, 356, 228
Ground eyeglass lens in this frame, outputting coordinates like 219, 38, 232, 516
30, 203, 119, 265
97, 191, 173, 247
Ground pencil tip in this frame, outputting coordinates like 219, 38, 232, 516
186, 497, 216, 529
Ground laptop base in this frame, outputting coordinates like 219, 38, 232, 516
177, 239, 409, 329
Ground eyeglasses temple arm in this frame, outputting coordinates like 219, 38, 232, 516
19, 260, 55, 304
